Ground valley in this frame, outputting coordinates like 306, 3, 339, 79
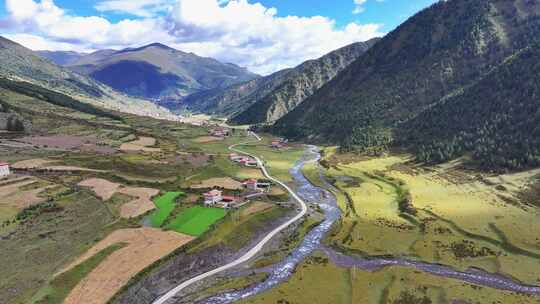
1, 0, 540, 303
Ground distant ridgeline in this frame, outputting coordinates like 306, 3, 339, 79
270, 0, 540, 171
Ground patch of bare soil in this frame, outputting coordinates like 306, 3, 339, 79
0, 177, 52, 208
62, 228, 194, 304
12, 158, 107, 172
78, 179, 121, 201
118, 187, 160, 218
119, 137, 161, 153
11, 158, 54, 169
241, 202, 273, 217
78, 178, 159, 218
194, 136, 224, 143
190, 177, 244, 190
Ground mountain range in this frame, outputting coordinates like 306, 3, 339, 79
182, 39, 379, 124
0, 36, 173, 118
40, 43, 258, 103
271, 0, 540, 170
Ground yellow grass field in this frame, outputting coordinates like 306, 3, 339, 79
190, 177, 244, 190
12, 158, 106, 172
61, 228, 194, 304
320, 152, 540, 285
119, 136, 161, 152
241, 253, 538, 304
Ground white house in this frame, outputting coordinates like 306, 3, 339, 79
0, 163, 10, 177
203, 189, 223, 206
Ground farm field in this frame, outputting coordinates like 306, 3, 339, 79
51, 228, 194, 304
318, 151, 540, 285
149, 191, 184, 227
165, 206, 228, 236
240, 252, 538, 304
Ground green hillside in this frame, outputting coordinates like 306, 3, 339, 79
272, 0, 540, 170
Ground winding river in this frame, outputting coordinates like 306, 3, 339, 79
200, 146, 540, 303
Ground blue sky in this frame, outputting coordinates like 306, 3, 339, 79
0, 0, 437, 74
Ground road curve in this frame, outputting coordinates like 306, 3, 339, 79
152, 132, 308, 304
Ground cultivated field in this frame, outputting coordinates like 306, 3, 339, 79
119, 136, 161, 152
62, 228, 194, 304
190, 177, 244, 190
12, 158, 107, 172
241, 202, 274, 217
165, 206, 228, 236
149, 192, 184, 227
194, 136, 225, 143
78, 178, 160, 218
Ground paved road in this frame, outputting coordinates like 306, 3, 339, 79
152, 132, 308, 304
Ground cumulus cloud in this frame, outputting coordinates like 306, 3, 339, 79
95, 0, 175, 17
2, 0, 384, 74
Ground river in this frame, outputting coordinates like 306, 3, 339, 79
200, 146, 540, 303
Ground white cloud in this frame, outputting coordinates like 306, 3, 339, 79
353, 0, 368, 14
95, 0, 175, 18
3, 0, 384, 75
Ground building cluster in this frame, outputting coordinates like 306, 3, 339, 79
210, 127, 231, 137
270, 138, 288, 150
0, 163, 10, 178
229, 153, 259, 168
202, 178, 272, 209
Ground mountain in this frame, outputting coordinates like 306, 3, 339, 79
67, 43, 259, 103
36, 50, 87, 66
272, 0, 540, 169
180, 68, 293, 117
0, 36, 174, 119
398, 43, 540, 170
182, 40, 379, 123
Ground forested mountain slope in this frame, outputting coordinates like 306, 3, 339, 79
272, 0, 540, 169
182, 40, 377, 122
229, 40, 379, 125
179, 68, 292, 117
399, 44, 540, 170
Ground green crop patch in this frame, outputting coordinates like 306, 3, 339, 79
165, 206, 227, 236
149, 192, 184, 227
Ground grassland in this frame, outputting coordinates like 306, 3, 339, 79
165, 206, 227, 236
240, 252, 539, 304
149, 192, 184, 227
316, 150, 540, 285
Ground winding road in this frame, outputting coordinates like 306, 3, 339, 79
152, 132, 308, 304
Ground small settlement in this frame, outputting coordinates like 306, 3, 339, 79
229, 153, 259, 168
210, 127, 231, 138
270, 138, 288, 150
202, 178, 272, 209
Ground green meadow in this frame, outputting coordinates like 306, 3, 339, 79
149, 192, 184, 227
165, 206, 227, 236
